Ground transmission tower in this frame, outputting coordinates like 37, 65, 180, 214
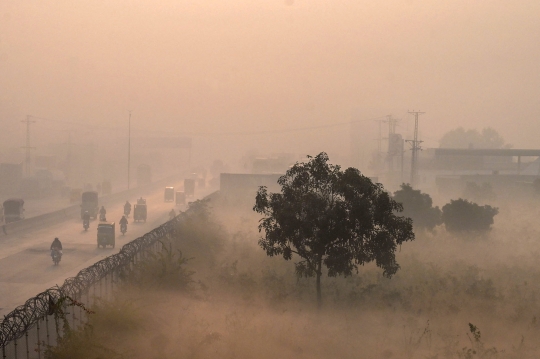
405, 110, 424, 187
21, 115, 36, 176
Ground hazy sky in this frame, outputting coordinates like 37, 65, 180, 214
1, 0, 539, 167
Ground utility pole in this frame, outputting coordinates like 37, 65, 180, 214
384, 115, 399, 171
21, 115, 36, 176
128, 111, 132, 190
405, 110, 424, 187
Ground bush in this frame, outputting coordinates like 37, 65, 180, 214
393, 184, 442, 231
122, 242, 195, 290
441, 198, 499, 232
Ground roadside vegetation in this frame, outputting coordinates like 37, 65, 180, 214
46, 180, 540, 359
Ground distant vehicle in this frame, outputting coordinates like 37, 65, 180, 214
81, 191, 99, 219
164, 187, 175, 202
3, 198, 25, 223
184, 179, 195, 197
124, 202, 131, 217
97, 222, 115, 248
134, 204, 147, 222
175, 191, 185, 206
120, 222, 127, 235
83, 219, 89, 231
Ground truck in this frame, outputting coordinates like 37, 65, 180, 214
3, 198, 25, 223
184, 179, 195, 197
81, 191, 99, 219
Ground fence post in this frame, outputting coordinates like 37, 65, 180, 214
37, 319, 41, 359
45, 314, 50, 347
25, 331, 29, 359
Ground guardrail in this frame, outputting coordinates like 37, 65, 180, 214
1, 174, 185, 236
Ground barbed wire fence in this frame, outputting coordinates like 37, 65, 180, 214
0, 213, 182, 359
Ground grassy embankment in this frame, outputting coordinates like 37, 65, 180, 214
46, 195, 540, 359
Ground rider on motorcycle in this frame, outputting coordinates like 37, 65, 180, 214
119, 215, 128, 227
124, 201, 131, 216
50, 237, 63, 254
82, 211, 90, 222
99, 206, 107, 221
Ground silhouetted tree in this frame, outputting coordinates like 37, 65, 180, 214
441, 199, 498, 232
393, 184, 442, 231
253, 152, 414, 307
439, 127, 510, 149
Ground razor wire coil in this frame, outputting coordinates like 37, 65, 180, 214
0, 214, 181, 348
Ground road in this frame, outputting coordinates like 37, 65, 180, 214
0, 181, 215, 316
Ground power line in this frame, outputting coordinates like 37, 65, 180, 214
26, 114, 388, 137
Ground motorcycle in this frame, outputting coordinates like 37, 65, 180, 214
99, 213, 107, 222
124, 206, 131, 218
120, 223, 127, 235
83, 219, 89, 231
51, 249, 62, 265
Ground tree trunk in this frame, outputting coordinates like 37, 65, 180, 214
316, 258, 322, 308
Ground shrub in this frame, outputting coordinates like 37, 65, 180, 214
122, 242, 195, 290
393, 184, 442, 231
441, 198, 498, 232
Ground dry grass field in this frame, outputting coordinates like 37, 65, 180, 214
46, 194, 540, 359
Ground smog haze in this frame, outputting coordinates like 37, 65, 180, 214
1, 0, 539, 167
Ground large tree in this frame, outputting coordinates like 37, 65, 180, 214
253, 152, 414, 306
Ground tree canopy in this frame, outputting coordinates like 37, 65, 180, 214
393, 184, 442, 231
439, 127, 510, 149
441, 199, 499, 233
253, 152, 414, 306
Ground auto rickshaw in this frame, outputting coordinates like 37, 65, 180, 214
134, 203, 147, 222
3, 198, 25, 223
164, 187, 174, 202
97, 222, 115, 248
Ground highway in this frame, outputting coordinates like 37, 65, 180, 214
0, 181, 213, 316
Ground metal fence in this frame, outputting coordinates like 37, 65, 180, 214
0, 214, 181, 358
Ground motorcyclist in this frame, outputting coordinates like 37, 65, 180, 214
99, 206, 107, 221
169, 208, 176, 220
50, 237, 63, 253
119, 215, 128, 226
124, 201, 131, 216
82, 211, 90, 222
